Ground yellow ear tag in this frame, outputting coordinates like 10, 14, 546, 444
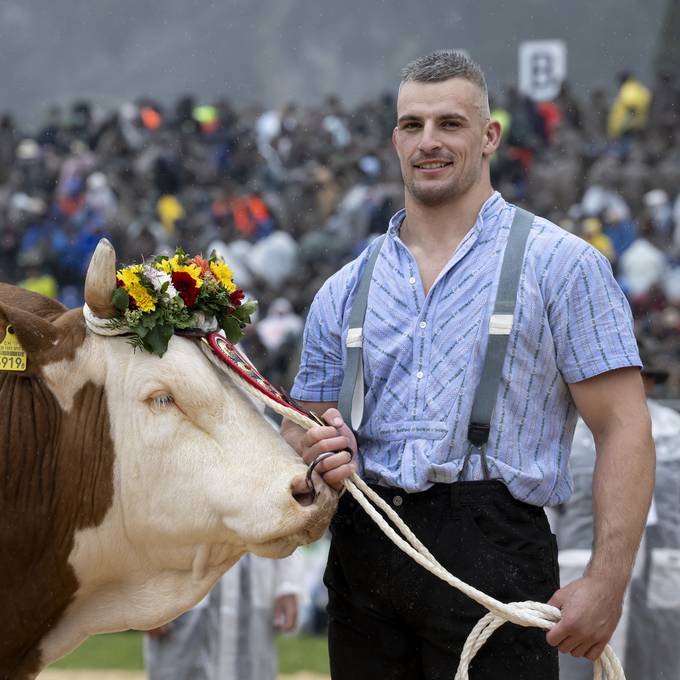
0, 325, 27, 372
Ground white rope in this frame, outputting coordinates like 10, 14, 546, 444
213, 360, 626, 680
83, 304, 129, 336
83, 305, 220, 337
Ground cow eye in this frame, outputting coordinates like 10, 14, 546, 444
152, 394, 175, 408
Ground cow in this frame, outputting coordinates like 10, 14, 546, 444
0, 240, 337, 680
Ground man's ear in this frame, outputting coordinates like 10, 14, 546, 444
482, 119, 502, 157
0, 301, 59, 375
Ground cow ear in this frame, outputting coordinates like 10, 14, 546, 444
0, 301, 59, 375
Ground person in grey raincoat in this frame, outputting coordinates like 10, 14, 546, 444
555, 347, 680, 679
144, 550, 306, 680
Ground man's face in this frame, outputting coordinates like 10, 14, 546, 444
392, 78, 499, 206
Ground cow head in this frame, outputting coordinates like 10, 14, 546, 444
0, 240, 336, 672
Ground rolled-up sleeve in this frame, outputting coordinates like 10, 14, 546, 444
549, 245, 641, 383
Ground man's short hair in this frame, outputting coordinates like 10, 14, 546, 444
400, 50, 489, 104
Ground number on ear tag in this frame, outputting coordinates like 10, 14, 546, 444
0, 325, 27, 372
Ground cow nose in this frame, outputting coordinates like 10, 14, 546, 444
290, 473, 316, 507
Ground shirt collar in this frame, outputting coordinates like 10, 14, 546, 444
387, 191, 505, 239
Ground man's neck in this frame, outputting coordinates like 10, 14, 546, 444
400, 184, 494, 252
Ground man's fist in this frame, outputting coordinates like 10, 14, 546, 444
546, 574, 625, 660
300, 408, 358, 490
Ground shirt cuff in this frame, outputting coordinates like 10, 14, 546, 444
290, 386, 341, 402
562, 357, 643, 384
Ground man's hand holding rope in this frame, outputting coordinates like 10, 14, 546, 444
296, 407, 358, 491
546, 573, 625, 661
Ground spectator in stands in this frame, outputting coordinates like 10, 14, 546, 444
1, 66, 680, 400
580, 217, 615, 262
608, 71, 651, 139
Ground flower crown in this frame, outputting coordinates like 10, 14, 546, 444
110, 247, 257, 356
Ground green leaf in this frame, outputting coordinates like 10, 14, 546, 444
142, 324, 174, 356
233, 301, 257, 325
111, 287, 130, 311
140, 310, 161, 329
220, 316, 243, 344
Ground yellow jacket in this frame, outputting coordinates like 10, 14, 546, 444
608, 79, 651, 138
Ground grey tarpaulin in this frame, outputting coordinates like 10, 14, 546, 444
555, 400, 680, 679
144, 551, 305, 680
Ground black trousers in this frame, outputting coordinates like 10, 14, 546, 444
324, 480, 560, 680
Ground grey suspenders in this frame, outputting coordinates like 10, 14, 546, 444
337, 207, 535, 478
465, 206, 534, 477
337, 234, 386, 430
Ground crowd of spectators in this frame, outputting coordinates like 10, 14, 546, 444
1, 69, 680, 395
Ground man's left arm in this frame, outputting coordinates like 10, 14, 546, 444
546, 366, 655, 660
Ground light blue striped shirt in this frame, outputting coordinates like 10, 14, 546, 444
291, 192, 641, 505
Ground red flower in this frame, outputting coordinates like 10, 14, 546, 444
229, 289, 244, 308
171, 270, 201, 308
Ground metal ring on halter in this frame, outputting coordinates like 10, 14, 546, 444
305, 450, 352, 497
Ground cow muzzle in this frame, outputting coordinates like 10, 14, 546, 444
289, 470, 337, 539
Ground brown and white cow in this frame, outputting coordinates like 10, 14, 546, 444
0, 241, 337, 679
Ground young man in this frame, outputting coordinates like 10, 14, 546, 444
282, 50, 654, 679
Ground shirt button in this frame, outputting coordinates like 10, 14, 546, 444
393, 495, 403, 507
408, 276, 416, 284
419, 321, 427, 329
416, 371, 424, 379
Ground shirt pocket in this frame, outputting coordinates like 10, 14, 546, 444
377, 420, 448, 441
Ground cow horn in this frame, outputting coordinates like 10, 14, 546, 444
84, 238, 118, 318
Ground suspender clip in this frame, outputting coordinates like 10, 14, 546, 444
467, 422, 490, 447
489, 314, 513, 335
346, 327, 363, 348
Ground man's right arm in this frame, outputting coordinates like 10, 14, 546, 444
281, 401, 357, 490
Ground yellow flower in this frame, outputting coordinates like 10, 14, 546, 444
128, 283, 156, 312
210, 260, 237, 293
116, 266, 142, 289
116, 265, 156, 312
157, 254, 181, 274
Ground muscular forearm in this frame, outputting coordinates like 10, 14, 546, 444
546, 406, 654, 658
588, 411, 655, 589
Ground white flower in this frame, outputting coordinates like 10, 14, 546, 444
144, 264, 178, 298
190, 312, 218, 331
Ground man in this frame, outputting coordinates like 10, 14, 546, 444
281, 50, 654, 679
